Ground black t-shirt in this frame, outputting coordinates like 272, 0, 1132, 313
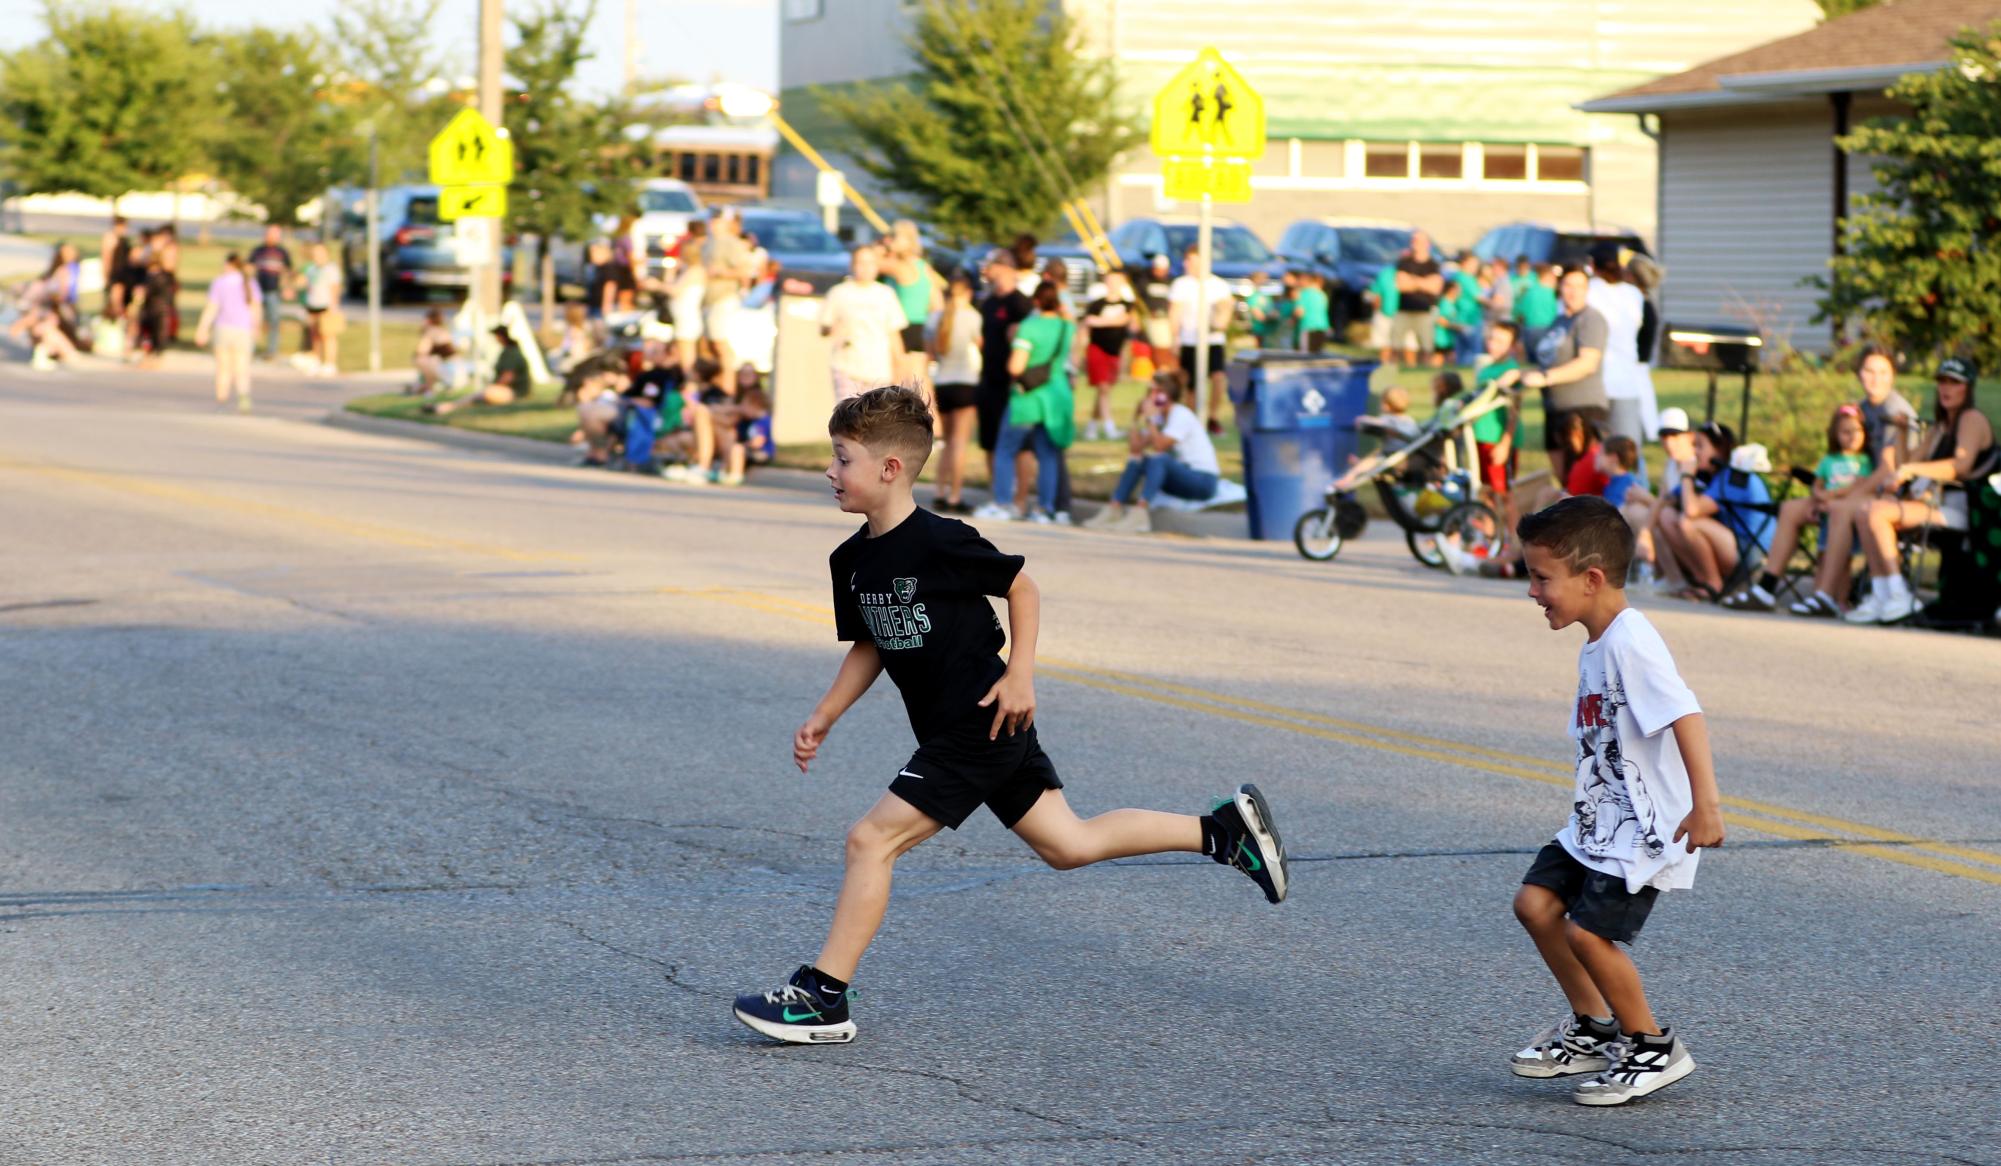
627, 366, 680, 405
1084, 294, 1136, 355
831, 508, 1024, 743
248, 243, 291, 294
978, 290, 1033, 386
1396, 257, 1442, 313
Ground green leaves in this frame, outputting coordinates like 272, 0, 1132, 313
1812, 21, 2001, 372
209, 28, 358, 225
502, 0, 636, 245
821, 0, 1138, 245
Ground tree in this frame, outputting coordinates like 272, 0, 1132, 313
329, 0, 456, 184
210, 29, 358, 225
1812, 23, 2001, 371
0, 2, 210, 206
820, 0, 1137, 244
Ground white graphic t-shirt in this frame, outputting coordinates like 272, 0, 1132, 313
1558, 608, 1703, 893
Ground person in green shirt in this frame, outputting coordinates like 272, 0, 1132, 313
429, 325, 535, 414
1367, 262, 1401, 364
1296, 273, 1333, 352
1513, 263, 1561, 358
1247, 270, 1297, 350
1435, 277, 1486, 366
976, 281, 1077, 522
1470, 320, 1523, 498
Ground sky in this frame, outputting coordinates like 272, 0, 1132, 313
0, 0, 778, 95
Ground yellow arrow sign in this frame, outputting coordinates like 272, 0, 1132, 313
1150, 47, 1265, 160
439, 185, 507, 221
428, 107, 514, 188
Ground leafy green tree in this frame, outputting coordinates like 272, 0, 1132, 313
1813, 23, 2001, 371
1815, 0, 1883, 20
820, 0, 1137, 244
210, 29, 359, 225
0, 2, 210, 205
505, 1, 636, 255
330, 0, 455, 184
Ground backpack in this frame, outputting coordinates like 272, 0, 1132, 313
623, 403, 662, 469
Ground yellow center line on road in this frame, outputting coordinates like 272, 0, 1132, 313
667, 585, 2001, 887
2, 459, 583, 565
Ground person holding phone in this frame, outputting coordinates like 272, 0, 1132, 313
1084, 369, 1221, 534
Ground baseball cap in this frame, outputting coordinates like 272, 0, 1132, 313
1937, 357, 1976, 385
1730, 443, 1773, 474
984, 248, 1016, 269
1656, 407, 1690, 436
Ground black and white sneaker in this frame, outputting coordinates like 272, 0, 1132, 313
732, 965, 857, 1044
1573, 1029, 1694, 1105
1208, 783, 1290, 903
1509, 1012, 1620, 1078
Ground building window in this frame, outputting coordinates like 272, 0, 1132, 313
1417, 144, 1463, 180
702, 153, 721, 183
1364, 143, 1410, 179
1537, 146, 1586, 183
726, 154, 742, 184
1483, 144, 1528, 181
676, 153, 697, 182
745, 155, 762, 186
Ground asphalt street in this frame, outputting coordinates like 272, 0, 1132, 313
2, 359, 1996, 1165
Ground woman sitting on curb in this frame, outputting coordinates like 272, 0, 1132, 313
1084, 369, 1220, 534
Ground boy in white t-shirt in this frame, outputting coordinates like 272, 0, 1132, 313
1512, 495, 1725, 1106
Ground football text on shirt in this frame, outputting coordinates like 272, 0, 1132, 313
854, 577, 930, 651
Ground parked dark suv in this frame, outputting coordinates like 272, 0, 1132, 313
1105, 217, 1280, 300
332, 185, 515, 302
1273, 218, 1414, 332
1470, 222, 1650, 269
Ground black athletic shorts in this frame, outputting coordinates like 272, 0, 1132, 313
900, 323, 926, 353
1178, 344, 1227, 378
1522, 841, 1659, 943
1543, 405, 1612, 450
889, 715, 1063, 830
934, 381, 977, 413
975, 377, 1011, 452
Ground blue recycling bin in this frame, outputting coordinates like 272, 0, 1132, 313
1226, 352, 1378, 540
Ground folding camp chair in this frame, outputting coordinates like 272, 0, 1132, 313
1710, 468, 1789, 603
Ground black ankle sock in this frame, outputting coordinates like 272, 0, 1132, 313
1756, 572, 1779, 593
1576, 1013, 1617, 1035
1631, 1027, 1671, 1047
806, 966, 849, 999
1199, 814, 1228, 860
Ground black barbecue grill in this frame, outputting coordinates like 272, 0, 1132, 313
1662, 322, 1765, 439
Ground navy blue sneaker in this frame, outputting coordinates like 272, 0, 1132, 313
1209, 783, 1290, 903
733, 965, 856, 1044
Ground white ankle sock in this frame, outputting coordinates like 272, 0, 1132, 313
1885, 574, 1911, 601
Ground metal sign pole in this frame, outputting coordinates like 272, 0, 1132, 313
1193, 188, 1215, 424
366, 129, 382, 374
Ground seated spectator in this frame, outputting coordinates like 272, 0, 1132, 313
427, 326, 534, 414
689, 357, 749, 486
1843, 358, 1994, 625
1723, 403, 1873, 611
549, 302, 598, 375
1788, 349, 1922, 616
571, 353, 633, 467
1083, 369, 1220, 533
1657, 422, 1768, 601
735, 363, 774, 465
1599, 434, 1663, 584
1600, 434, 1643, 507
645, 360, 718, 486
1355, 384, 1421, 446
1516, 410, 1604, 517
410, 308, 458, 394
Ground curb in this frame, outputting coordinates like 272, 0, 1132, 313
323, 406, 1252, 540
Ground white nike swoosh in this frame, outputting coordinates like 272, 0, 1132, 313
896, 769, 925, 781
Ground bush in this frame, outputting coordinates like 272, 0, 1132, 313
1751, 346, 1858, 476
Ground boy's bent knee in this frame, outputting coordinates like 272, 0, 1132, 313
1514, 884, 1564, 928
844, 817, 901, 862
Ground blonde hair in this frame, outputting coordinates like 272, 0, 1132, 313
1381, 385, 1411, 414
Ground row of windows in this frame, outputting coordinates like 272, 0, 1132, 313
664, 151, 767, 188
1359, 142, 1586, 183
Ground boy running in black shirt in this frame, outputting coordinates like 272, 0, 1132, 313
733, 386, 1290, 1044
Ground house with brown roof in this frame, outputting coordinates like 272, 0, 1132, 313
1580, 0, 2001, 350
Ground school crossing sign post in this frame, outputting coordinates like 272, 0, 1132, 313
428, 106, 514, 394
1151, 47, 1265, 421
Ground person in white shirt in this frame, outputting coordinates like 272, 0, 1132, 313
926, 270, 984, 513
821, 244, 907, 402
1587, 245, 1658, 479
1508, 496, 1724, 1107
1166, 245, 1234, 414
1084, 369, 1221, 534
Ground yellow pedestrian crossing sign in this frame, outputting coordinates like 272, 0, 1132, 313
439, 185, 508, 221
428, 107, 514, 188
1150, 48, 1265, 160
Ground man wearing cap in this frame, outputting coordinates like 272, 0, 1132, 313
975, 250, 1034, 483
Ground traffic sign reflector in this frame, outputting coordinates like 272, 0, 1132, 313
428, 107, 514, 188
439, 185, 507, 221
1150, 47, 1265, 160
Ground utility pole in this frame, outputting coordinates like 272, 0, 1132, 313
476, 0, 504, 321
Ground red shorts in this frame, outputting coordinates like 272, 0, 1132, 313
1085, 345, 1122, 387
1476, 442, 1512, 496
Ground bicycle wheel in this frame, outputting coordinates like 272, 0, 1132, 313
1406, 527, 1446, 569
1440, 501, 1505, 574
1293, 508, 1344, 561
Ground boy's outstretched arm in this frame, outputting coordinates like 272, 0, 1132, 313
1670, 712, 1725, 852
979, 571, 1039, 740
794, 641, 883, 773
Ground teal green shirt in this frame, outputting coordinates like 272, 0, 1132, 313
1007, 313, 1077, 447
1471, 357, 1520, 444
1296, 286, 1331, 332
1514, 281, 1559, 330
1368, 264, 1399, 315
881, 269, 933, 326
1815, 451, 1872, 491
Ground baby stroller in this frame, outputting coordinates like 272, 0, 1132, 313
1292, 376, 1513, 568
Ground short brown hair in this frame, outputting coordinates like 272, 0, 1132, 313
829, 385, 934, 473
1603, 434, 1638, 471
1517, 495, 1634, 586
